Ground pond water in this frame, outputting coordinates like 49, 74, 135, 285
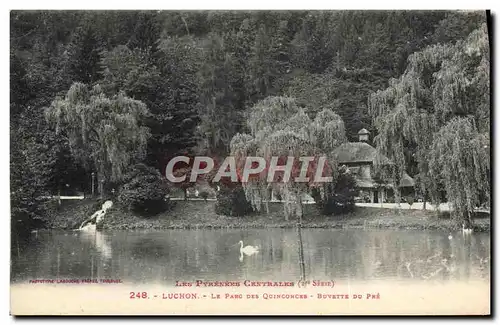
11, 228, 490, 285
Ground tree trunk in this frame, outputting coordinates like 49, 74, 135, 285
98, 178, 104, 199
394, 184, 401, 208
98, 162, 105, 199
264, 187, 270, 215
297, 225, 306, 281
284, 201, 290, 221
420, 186, 427, 210
297, 197, 303, 225
283, 187, 290, 221
183, 188, 188, 201
99, 182, 103, 199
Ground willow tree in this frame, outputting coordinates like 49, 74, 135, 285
368, 23, 490, 222
45, 82, 150, 196
429, 117, 489, 226
230, 96, 347, 221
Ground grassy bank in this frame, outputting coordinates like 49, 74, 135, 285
45, 199, 490, 232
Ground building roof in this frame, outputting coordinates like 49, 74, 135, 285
358, 128, 370, 135
332, 142, 391, 164
333, 141, 415, 188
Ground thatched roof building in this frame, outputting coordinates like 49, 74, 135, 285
333, 142, 392, 165
331, 129, 415, 203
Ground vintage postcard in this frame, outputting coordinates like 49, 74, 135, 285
9, 9, 491, 315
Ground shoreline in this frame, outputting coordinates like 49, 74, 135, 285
44, 200, 491, 233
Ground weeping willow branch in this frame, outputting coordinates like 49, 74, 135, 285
231, 96, 347, 221
368, 24, 490, 220
45, 82, 150, 194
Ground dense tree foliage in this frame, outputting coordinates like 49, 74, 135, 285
10, 10, 489, 231
368, 22, 490, 224
46, 83, 150, 196
118, 163, 170, 216
214, 185, 254, 217
231, 96, 347, 221
320, 166, 359, 215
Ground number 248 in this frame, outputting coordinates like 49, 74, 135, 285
130, 292, 148, 299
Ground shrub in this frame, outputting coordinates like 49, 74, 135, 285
118, 164, 170, 216
321, 193, 356, 215
321, 167, 358, 215
310, 187, 322, 205
437, 211, 452, 219
406, 196, 415, 207
11, 194, 51, 237
199, 191, 209, 201
215, 185, 253, 217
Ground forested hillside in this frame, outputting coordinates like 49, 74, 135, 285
10, 10, 489, 232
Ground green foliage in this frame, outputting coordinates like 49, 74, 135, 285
199, 191, 209, 201
46, 82, 150, 193
118, 163, 170, 216
100, 45, 160, 95
10, 104, 84, 234
169, 165, 198, 200
10, 10, 489, 230
214, 185, 254, 217
286, 71, 378, 141
231, 95, 348, 220
431, 11, 487, 44
64, 23, 104, 84
320, 167, 358, 215
100, 39, 201, 164
127, 11, 162, 52
429, 117, 489, 224
196, 33, 243, 154
369, 24, 490, 222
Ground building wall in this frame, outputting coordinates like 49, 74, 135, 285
342, 162, 373, 181
359, 165, 371, 179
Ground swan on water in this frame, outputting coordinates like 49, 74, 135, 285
462, 224, 473, 235
238, 240, 259, 256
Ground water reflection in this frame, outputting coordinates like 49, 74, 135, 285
11, 229, 490, 285
297, 226, 306, 281
80, 231, 113, 260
